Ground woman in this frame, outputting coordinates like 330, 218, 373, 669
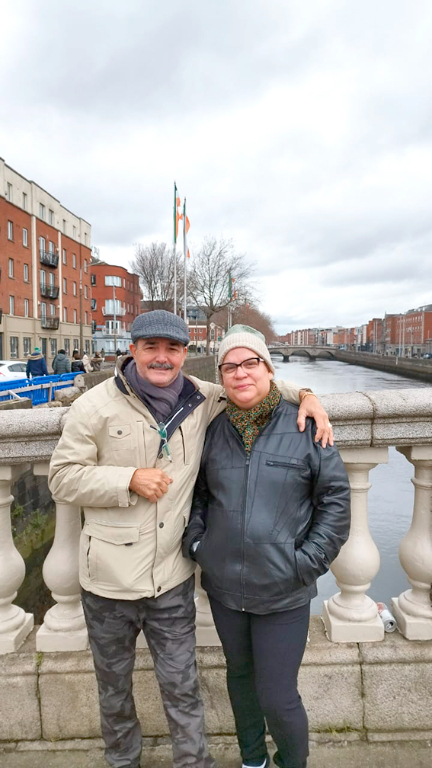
183, 325, 350, 768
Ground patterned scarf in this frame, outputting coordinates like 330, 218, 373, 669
226, 380, 281, 454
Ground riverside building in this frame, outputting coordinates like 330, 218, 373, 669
90, 260, 141, 356
0, 158, 92, 366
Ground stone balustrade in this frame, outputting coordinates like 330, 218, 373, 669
1, 388, 432, 655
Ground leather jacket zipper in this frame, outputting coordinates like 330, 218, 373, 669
241, 456, 250, 611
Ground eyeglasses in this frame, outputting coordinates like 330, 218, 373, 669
219, 357, 264, 376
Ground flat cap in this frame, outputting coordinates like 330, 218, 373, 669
131, 310, 190, 346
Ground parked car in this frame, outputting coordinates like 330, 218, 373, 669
0, 360, 28, 381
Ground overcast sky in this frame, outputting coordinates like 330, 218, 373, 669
2, 0, 432, 333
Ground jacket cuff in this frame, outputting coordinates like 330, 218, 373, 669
117, 468, 139, 508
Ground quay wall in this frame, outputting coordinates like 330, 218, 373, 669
332, 350, 432, 382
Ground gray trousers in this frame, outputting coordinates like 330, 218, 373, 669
82, 577, 214, 768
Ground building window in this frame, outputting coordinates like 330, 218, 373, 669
91, 298, 97, 310
73, 338, 79, 350
105, 299, 122, 315
62, 248, 67, 264
6, 182, 12, 202
10, 336, 18, 358
62, 219, 67, 234
48, 241, 55, 254
84, 285, 88, 299
7, 221, 13, 240
49, 209, 54, 225
64, 338, 70, 355
39, 203, 45, 220
23, 337, 31, 357
22, 192, 27, 210
40, 302, 47, 319
23, 228, 28, 247
50, 338, 57, 357
50, 304, 56, 317
24, 263, 29, 282
85, 340, 90, 354
85, 312, 88, 325
84, 259, 88, 273
39, 236, 46, 254
73, 254, 76, 269
40, 269, 46, 288
63, 277, 67, 294
74, 309, 77, 324
24, 299, 29, 317
105, 275, 122, 287
73, 281, 77, 296
91, 273, 96, 286
8, 259, 14, 278
63, 307, 68, 322
49, 272, 55, 287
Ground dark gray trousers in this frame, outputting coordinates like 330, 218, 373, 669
82, 577, 214, 768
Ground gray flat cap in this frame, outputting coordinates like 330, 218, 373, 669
131, 310, 190, 346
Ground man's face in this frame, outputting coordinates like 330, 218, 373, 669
130, 337, 187, 387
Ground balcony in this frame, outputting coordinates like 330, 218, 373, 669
40, 283, 59, 299
40, 250, 59, 268
40, 316, 60, 330
102, 306, 126, 316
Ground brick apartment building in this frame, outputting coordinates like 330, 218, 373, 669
91, 261, 141, 355
384, 307, 432, 356
0, 158, 92, 365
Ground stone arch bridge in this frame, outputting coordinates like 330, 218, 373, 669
268, 345, 337, 361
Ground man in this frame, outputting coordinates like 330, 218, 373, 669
26, 346, 48, 377
71, 350, 85, 373
52, 349, 71, 375
48, 310, 333, 768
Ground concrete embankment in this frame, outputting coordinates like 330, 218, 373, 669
333, 351, 432, 383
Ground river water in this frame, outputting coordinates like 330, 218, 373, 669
272, 355, 431, 614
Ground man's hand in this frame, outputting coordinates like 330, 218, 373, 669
297, 397, 334, 448
129, 468, 173, 503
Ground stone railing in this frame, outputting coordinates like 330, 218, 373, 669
1, 388, 432, 655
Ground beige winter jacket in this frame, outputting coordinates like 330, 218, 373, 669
48, 364, 301, 600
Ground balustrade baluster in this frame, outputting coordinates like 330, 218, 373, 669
322, 447, 388, 642
391, 446, 432, 640
34, 463, 87, 651
194, 567, 220, 645
0, 465, 34, 654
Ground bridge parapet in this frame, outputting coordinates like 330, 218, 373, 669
269, 345, 336, 360
1, 388, 432, 652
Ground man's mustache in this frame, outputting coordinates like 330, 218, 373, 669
147, 362, 174, 370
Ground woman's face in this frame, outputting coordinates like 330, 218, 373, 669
220, 347, 273, 410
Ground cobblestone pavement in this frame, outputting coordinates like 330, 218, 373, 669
0, 741, 431, 768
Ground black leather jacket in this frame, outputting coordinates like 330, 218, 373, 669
183, 400, 350, 613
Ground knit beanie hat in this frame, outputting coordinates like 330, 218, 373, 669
131, 310, 190, 346
218, 324, 275, 374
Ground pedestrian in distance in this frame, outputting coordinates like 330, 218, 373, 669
71, 350, 85, 373
81, 351, 94, 373
183, 325, 351, 768
52, 349, 71, 375
26, 347, 48, 378
48, 310, 334, 768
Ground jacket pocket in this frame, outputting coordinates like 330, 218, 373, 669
82, 521, 141, 590
109, 424, 132, 447
265, 458, 308, 468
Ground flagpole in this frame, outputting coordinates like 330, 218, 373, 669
183, 198, 187, 320
173, 181, 177, 314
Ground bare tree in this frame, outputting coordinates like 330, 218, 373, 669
187, 237, 255, 353
212, 303, 276, 344
131, 242, 183, 312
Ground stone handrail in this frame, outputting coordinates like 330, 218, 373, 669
0, 388, 432, 653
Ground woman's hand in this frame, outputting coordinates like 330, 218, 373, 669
297, 396, 334, 447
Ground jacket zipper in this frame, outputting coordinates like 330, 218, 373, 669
240, 456, 250, 611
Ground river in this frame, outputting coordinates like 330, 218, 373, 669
272, 355, 431, 614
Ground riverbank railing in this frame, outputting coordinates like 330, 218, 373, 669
1, 388, 432, 653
